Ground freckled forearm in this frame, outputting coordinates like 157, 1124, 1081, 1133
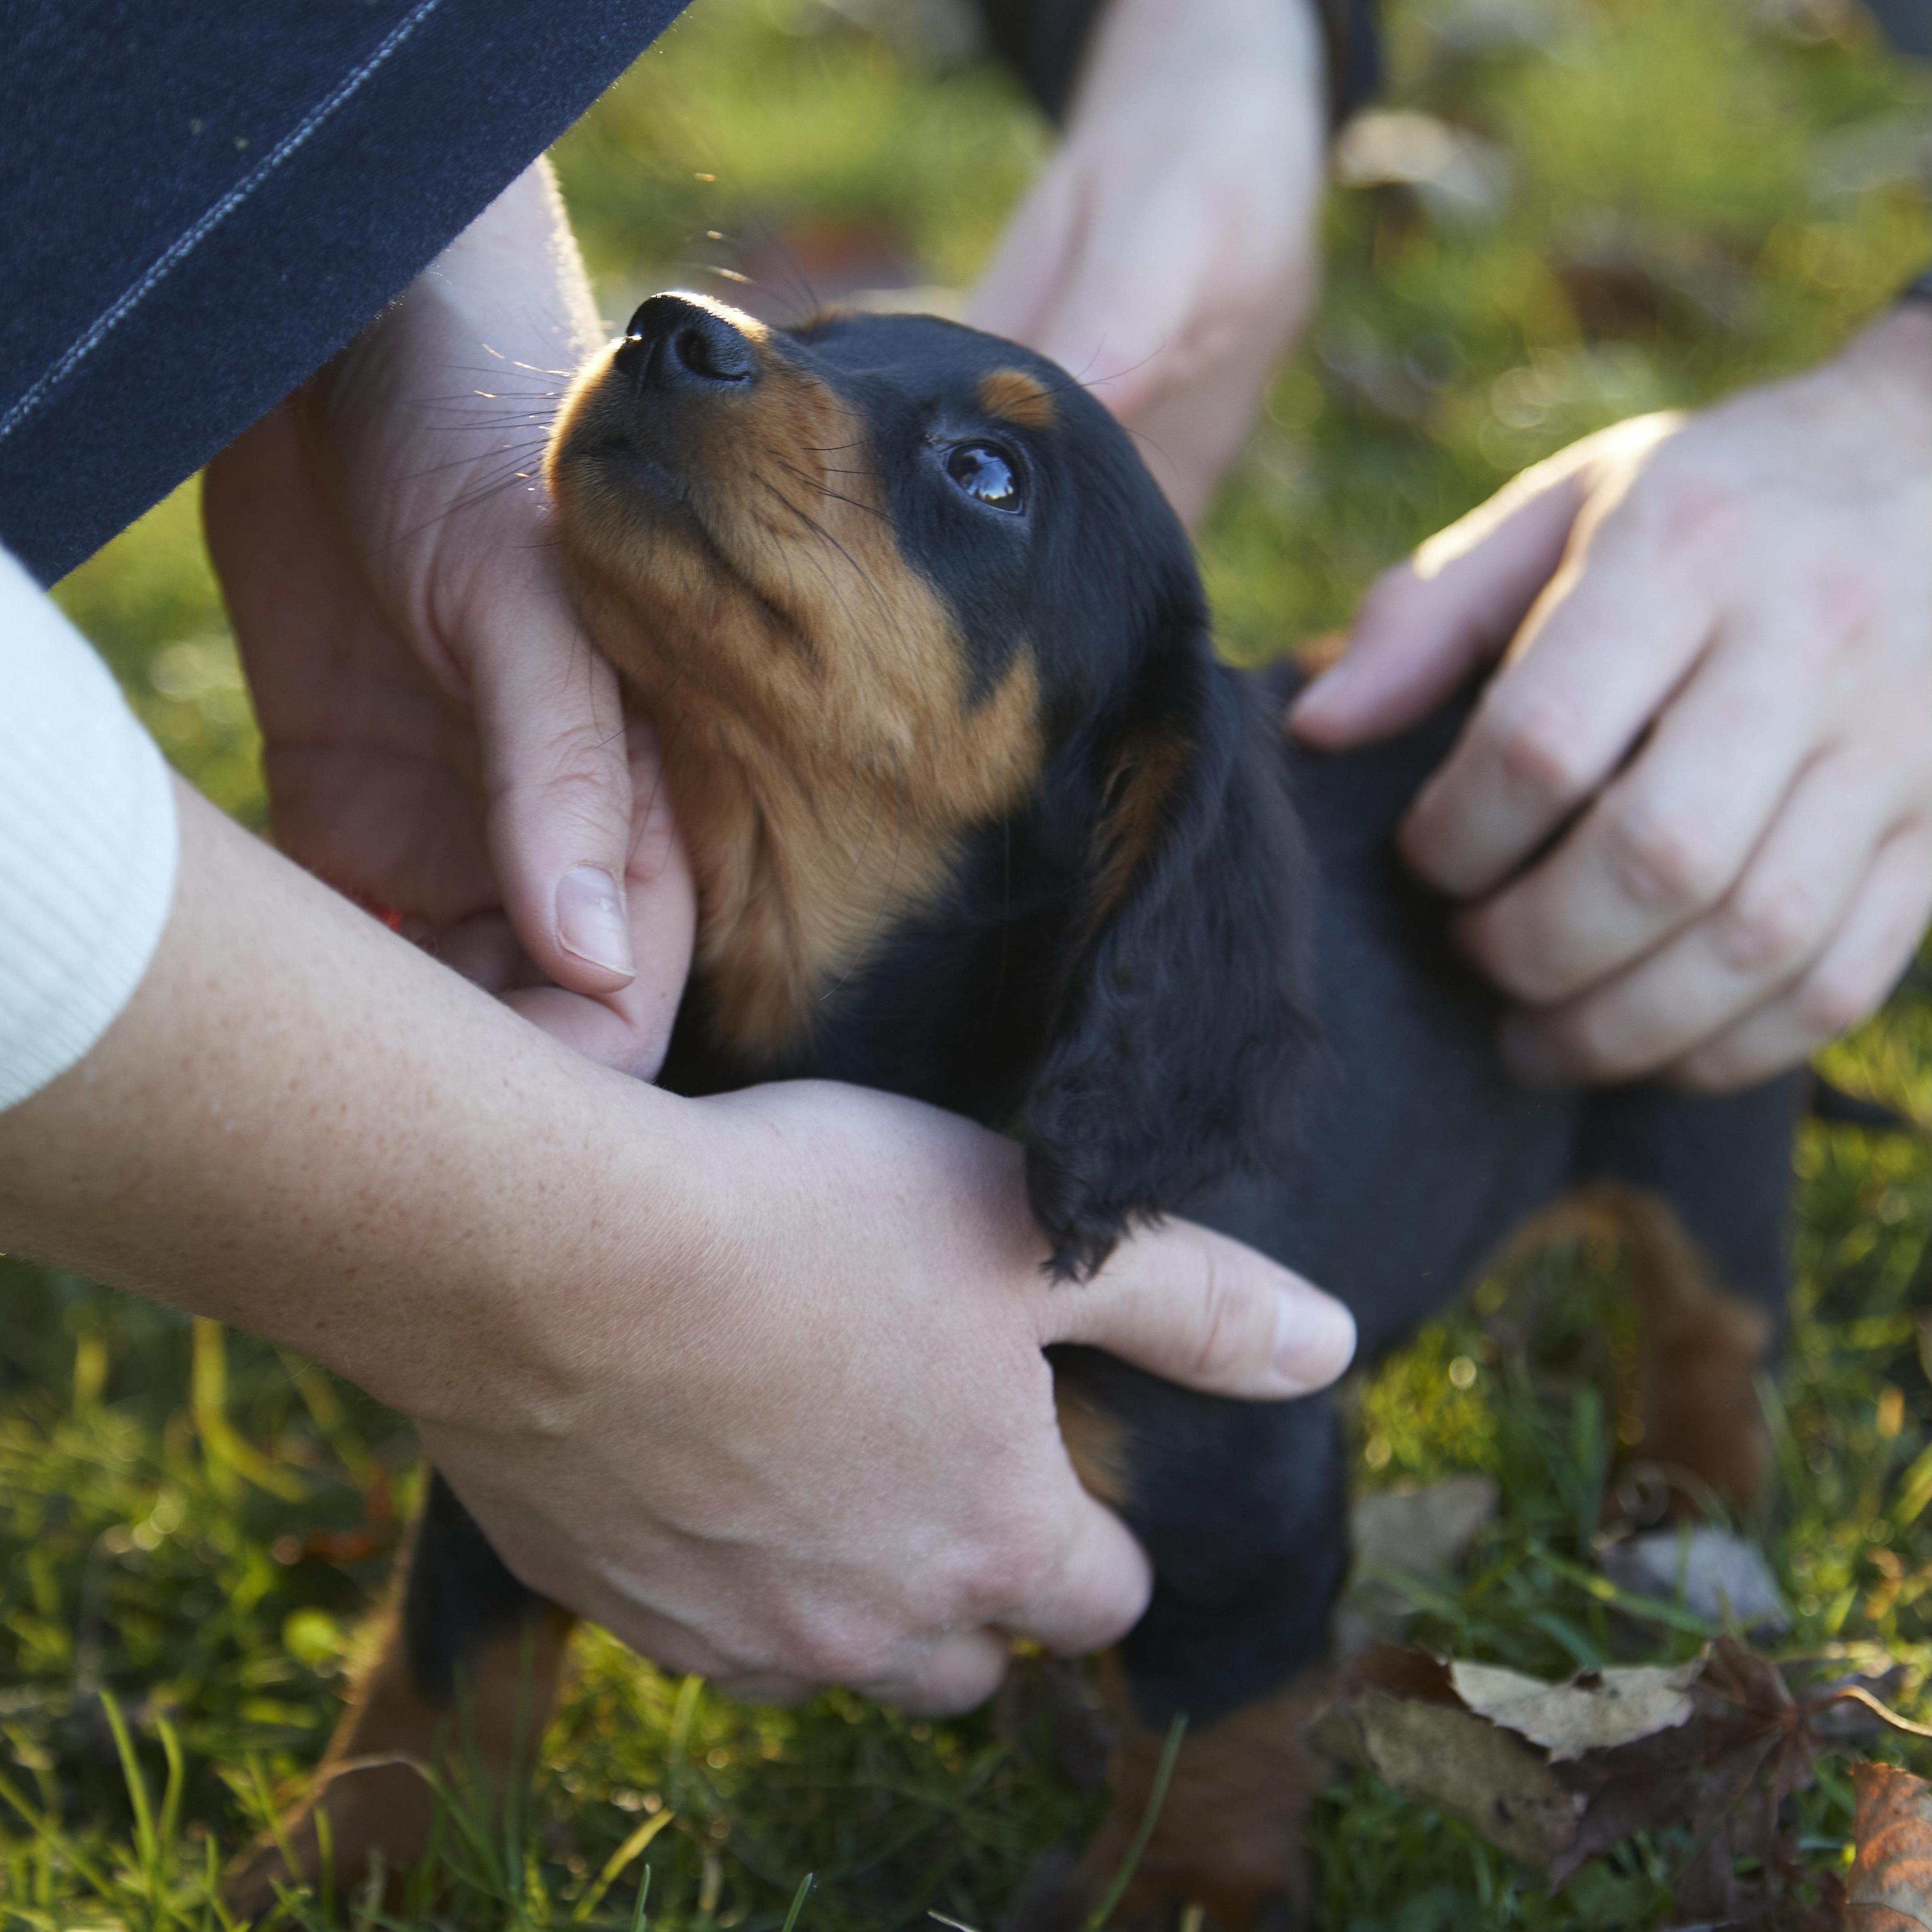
0, 776, 700, 1429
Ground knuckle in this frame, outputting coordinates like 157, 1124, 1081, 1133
495, 723, 631, 821
788, 1614, 894, 1687
1792, 966, 1874, 1043
1602, 806, 1726, 914
972, 1512, 1060, 1610
1558, 1005, 1639, 1080
1182, 1252, 1258, 1389
1712, 879, 1820, 976
1488, 698, 1593, 812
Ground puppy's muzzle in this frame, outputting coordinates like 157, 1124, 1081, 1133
617, 293, 758, 394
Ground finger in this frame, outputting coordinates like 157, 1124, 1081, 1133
504, 715, 697, 1078
468, 577, 643, 995
997, 1482, 1153, 1659
1288, 445, 1596, 750
1043, 1218, 1356, 1399
1669, 823, 1932, 1091
1457, 618, 1824, 1004
1397, 494, 1719, 900
1499, 751, 1891, 1082
862, 1629, 1014, 1717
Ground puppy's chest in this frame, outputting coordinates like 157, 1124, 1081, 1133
658, 809, 1077, 1127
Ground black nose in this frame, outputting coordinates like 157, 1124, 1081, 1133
617, 294, 758, 391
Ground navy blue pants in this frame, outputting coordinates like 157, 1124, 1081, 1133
0, 0, 688, 586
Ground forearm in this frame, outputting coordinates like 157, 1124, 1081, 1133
0, 773, 695, 1429
974, 0, 1369, 128
312, 159, 602, 649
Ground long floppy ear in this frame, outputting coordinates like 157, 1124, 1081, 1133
1022, 637, 1314, 1281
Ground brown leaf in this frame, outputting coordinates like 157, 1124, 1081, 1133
1315, 1637, 1837, 1918
1849, 1762, 1932, 1930
1315, 1674, 1580, 1868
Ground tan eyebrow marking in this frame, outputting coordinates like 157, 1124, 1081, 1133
978, 367, 1057, 430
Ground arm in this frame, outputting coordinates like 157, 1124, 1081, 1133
0, 591, 1354, 1708
206, 160, 691, 1077
1292, 299, 1932, 1089
967, 0, 1336, 525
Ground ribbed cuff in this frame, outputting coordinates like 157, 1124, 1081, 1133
0, 546, 179, 1111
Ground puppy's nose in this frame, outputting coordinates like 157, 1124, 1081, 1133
617, 295, 758, 391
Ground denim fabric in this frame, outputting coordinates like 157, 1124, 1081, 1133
0, 0, 688, 585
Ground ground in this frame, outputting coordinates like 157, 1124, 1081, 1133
6, 0, 1932, 1926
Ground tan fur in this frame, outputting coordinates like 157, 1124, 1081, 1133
978, 367, 1057, 430
227, 1602, 575, 1912
1095, 735, 1192, 922
1497, 1183, 1774, 1514
1057, 1389, 1131, 1509
1074, 1658, 1329, 1930
549, 302, 1043, 1061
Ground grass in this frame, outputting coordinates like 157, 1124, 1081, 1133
9, 0, 1932, 1924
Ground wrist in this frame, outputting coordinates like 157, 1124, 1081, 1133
0, 778, 699, 1438
1073, 0, 1326, 120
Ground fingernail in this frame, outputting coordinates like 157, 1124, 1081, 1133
556, 866, 634, 979
1276, 1288, 1357, 1394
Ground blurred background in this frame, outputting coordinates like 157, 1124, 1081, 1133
8, 0, 1932, 1926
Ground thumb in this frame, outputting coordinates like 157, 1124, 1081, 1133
1041, 1218, 1356, 1399
1288, 439, 1596, 751
466, 574, 643, 995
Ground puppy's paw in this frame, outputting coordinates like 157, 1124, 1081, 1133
1003, 1671, 1328, 1932
223, 1755, 432, 1919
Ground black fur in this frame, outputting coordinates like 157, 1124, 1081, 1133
1022, 640, 1311, 1279
405, 303, 1802, 1754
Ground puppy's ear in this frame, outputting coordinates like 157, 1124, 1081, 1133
1021, 632, 1313, 1281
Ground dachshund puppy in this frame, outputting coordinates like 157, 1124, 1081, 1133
231, 295, 1800, 1927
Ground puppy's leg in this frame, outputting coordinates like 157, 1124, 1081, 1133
1574, 1076, 1803, 1520
1582, 1182, 1776, 1515
1007, 1354, 1348, 1932
227, 1472, 572, 1912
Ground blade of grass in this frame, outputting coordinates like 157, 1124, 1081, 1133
779, 1872, 814, 1932
1083, 1713, 1186, 1931
572, 1809, 675, 1921
100, 1691, 158, 1876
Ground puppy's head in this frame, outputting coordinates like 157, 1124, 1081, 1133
549, 294, 1309, 1276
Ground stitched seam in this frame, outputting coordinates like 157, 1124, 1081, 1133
0, 0, 446, 443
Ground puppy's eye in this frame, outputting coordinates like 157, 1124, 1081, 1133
944, 442, 1024, 512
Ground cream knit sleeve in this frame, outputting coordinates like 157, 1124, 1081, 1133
0, 545, 179, 1112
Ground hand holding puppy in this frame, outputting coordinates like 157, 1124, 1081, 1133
1294, 304, 1932, 1089
207, 163, 694, 1080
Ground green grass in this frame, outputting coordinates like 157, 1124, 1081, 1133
12, 0, 1932, 1924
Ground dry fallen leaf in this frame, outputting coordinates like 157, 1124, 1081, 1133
1312, 1646, 1581, 1867
1341, 1474, 1499, 1653
1316, 1637, 1932, 1924
1849, 1761, 1932, 1930
1450, 1657, 1702, 1762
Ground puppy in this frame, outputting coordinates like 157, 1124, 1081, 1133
231, 294, 1799, 1927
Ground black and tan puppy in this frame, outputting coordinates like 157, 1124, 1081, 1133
233, 294, 1799, 1926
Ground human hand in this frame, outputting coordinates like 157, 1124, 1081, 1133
1291, 305, 1932, 1090
0, 780, 1354, 1717
967, 0, 1328, 527
424, 1077, 1357, 1715
205, 162, 693, 1077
